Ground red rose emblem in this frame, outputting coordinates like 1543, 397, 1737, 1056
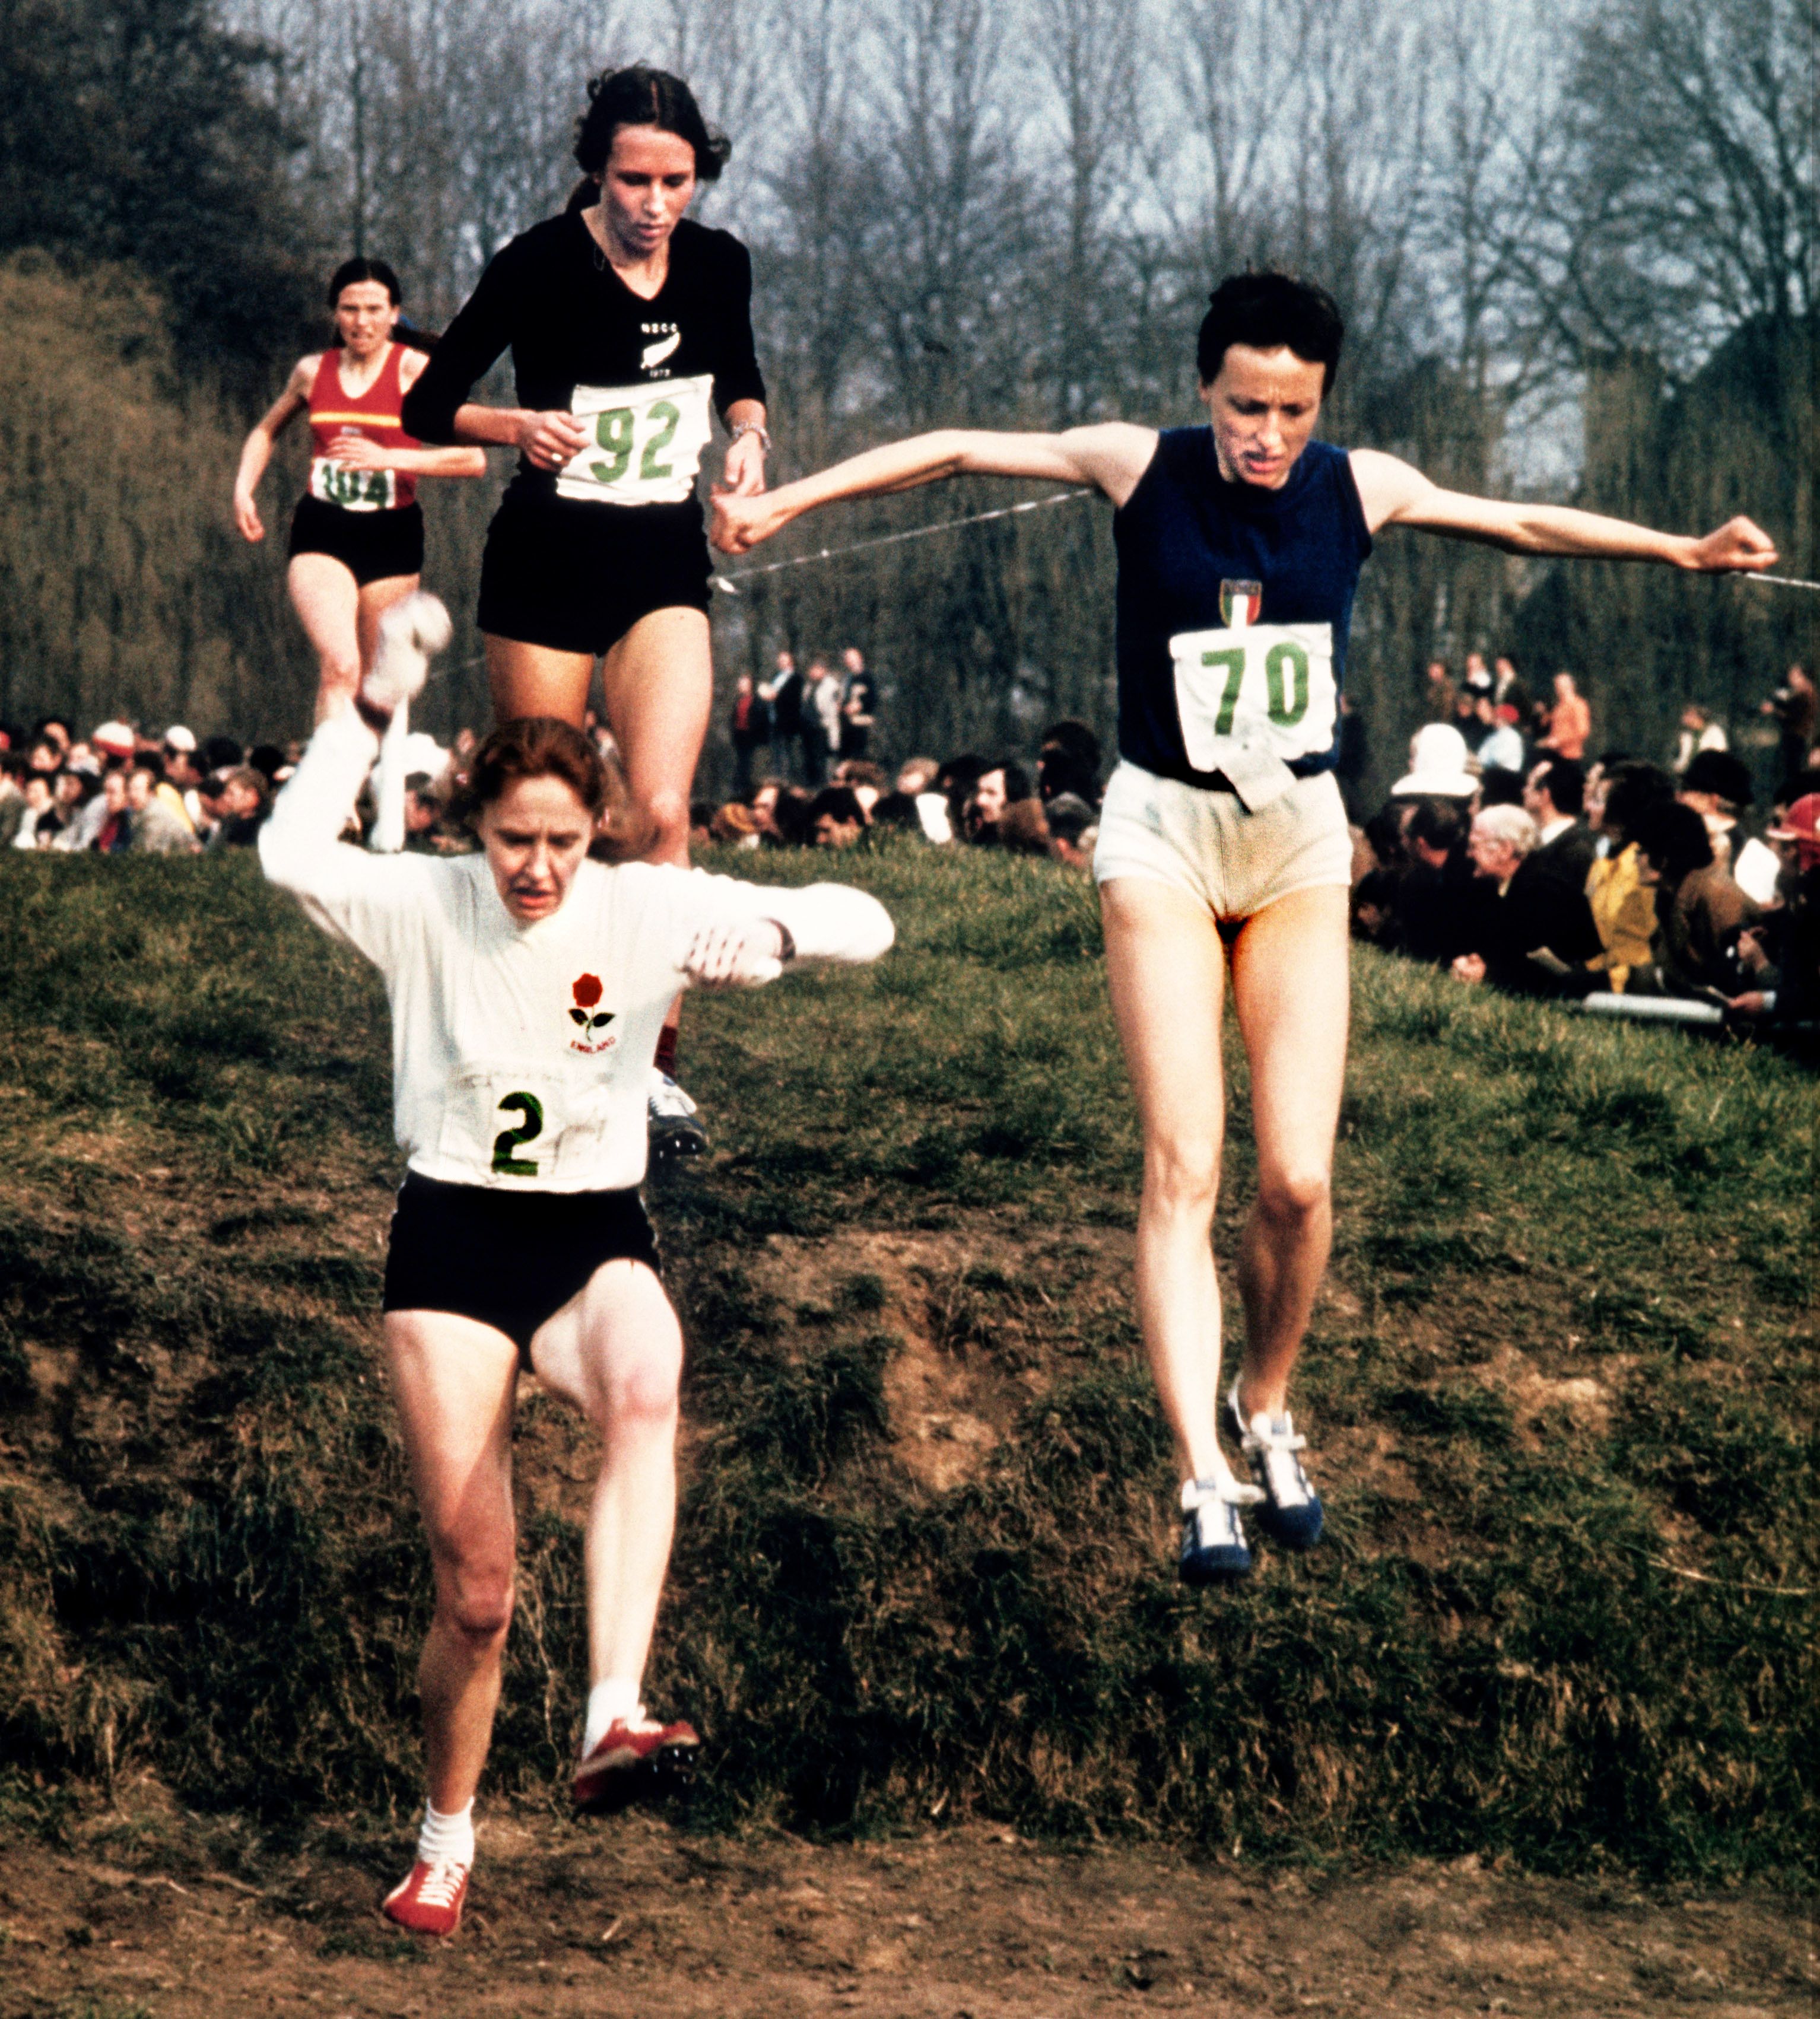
572, 973, 604, 1008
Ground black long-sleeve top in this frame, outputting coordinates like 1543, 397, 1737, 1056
401, 213, 766, 505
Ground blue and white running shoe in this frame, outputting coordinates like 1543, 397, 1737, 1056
1228, 1378, 1324, 1549
1179, 1476, 1259, 1585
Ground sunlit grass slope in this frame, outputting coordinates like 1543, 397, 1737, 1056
0, 842, 1812, 1879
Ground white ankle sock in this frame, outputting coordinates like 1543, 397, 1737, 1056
582, 1677, 644, 1756
415, 1798, 474, 1869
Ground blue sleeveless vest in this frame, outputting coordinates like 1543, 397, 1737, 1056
1112, 430, 1371, 787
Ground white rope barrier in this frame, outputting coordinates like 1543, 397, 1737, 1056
710, 488, 1096, 593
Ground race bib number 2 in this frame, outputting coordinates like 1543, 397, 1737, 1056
1170, 620, 1337, 775
556, 375, 716, 506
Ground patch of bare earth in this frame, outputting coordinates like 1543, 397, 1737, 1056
1, 1815, 1811, 2018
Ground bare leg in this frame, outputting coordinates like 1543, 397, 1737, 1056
484, 635, 596, 728
1099, 875, 1235, 1486
289, 558, 421, 721
1228, 885, 1351, 1417
599, 605, 713, 867
529, 1260, 684, 1692
384, 1312, 520, 1813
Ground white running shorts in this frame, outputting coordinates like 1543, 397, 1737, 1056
1092, 761, 1352, 921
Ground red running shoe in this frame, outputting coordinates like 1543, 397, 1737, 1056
571, 1713, 700, 1809
382, 1858, 469, 1937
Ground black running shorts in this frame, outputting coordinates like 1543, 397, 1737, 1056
288, 495, 425, 587
477, 493, 713, 657
383, 1171, 662, 1358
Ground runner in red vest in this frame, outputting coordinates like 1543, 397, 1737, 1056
233, 259, 487, 720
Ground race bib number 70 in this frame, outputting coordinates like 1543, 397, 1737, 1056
556, 375, 715, 506
1169, 620, 1338, 774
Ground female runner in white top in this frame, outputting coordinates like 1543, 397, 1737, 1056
259, 597, 893, 1935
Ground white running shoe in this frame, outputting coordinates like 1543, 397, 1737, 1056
363, 591, 452, 715
1179, 1475, 1262, 1585
647, 1067, 708, 1158
1228, 1377, 1324, 1549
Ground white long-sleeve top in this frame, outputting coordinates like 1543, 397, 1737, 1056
261, 709, 894, 1191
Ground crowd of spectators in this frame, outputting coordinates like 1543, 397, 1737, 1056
11, 649, 1816, 1047
1354, 657, 1820, 1044
0, 716, 291, 855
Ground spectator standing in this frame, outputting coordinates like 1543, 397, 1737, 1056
1672, 703, 1727, 776
1763, 664, 1817, 784
1422, 659, 1456, 724
1539, 672, 1590, 760
838, 647, 877, 761
728, 672, 770, 797
760, 648, 803, 780
806, 657, 842, 785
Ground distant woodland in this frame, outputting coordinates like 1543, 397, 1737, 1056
0, 0, 1812, 794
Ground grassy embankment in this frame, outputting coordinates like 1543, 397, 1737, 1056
0, 842, 1812, 1880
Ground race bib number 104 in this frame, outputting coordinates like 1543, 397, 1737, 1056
309, 457, 396, 512
556, 376, 716, 506
1169, 621, 1338, 774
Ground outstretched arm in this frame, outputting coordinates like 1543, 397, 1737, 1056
710, 424, 1155, 554
1351, 449, 1778, 573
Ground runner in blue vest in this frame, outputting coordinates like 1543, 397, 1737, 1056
710, 272, 1778, 1582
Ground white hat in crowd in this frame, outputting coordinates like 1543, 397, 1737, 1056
91, 721, 136, 758
1392, 724, 1478, 799
163, 725, 198, 753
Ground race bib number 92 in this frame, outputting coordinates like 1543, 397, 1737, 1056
557, 376, 716, 506
1169, 621, 1338, 774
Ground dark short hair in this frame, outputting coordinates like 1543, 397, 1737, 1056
574, 65, 730, 183
1478, 766, 1524, 807
1680, 749, 1753, 808
808, 786, 865, 826
1407, 798, 1468, 853
1530, 756, 1584, 818
1632, 799, 1714, 882
986, 761, 1034, 805
1197, 272, 1344, 391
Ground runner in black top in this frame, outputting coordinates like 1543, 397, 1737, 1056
402, 65, 770, 1150
712, 272, 1778, 1586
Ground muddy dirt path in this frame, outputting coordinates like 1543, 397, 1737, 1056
2, 1815, 1811, 2018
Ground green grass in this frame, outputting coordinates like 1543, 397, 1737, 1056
0, 841, 1813, 1880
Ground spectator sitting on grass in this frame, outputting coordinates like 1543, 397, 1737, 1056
1476, 765, 1524, 808
963, 761, 1035, 844
809, 786, 868, 848
1584, 762, 1673, 994
1727, 795, 1820, 1028
832, 759, 886, 815
1676, 748, 1753, 871
1044, 791, 1097, 869
127, 764, 199, 853
49, 767, 102, 851
0, 752, 24, 847
1449, 804, 1541, 989
867, 788, 925, 834
91, 770, 132, 853
894, 757, 951, 842
207, 767, 271, 850
995, 797, 1052, 856
1631, 799, 1759, 998
709, 802, 761, 848
10, 771, 56, 848
938, 755, 990, 837
1395, 797, 1477, 965
1390, 723, 1477, 802
768, 786, 815, 849
1037, 720, 1102, 807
